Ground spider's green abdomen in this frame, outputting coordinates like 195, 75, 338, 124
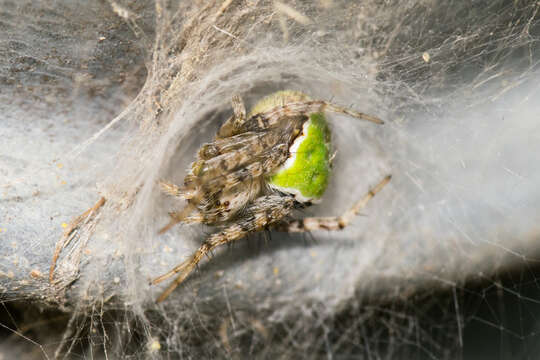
269, 112, 331, 201
250, 90, 332, 202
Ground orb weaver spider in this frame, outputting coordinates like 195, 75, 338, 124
152, 90, 391, 302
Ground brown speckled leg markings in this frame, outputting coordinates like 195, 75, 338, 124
157, 145, 289, 234
152, 195, 295, 303
282, 175, 391, 232
217, 94, 248, 138
254, 101, 384, 131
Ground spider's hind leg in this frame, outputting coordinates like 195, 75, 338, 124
279, 175, 391, 233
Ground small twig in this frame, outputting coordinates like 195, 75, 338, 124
274, 1, 312, 25
213, 0, 234, 22
49, 197, 106, 282
212, 25, 239, 39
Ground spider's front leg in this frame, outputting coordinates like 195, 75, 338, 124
158, 143, 289, 233
279, 175, 391, 233
152, 195, 296, 302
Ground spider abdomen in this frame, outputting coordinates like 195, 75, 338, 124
267, 111, 331, 202
248, 90, 332, 203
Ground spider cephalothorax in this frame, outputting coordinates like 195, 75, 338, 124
152, 90, 391, 302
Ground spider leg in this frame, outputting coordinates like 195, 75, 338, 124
231, 94, 246, 126
159, 143, 289, 231
159, 180, 196, 199
216, 95, 248, 138
158, 202, 198, 234
278, 175, 391, 233
152, 195, 296, 302
242, 101, 383, 133
322, 102, 384, 125
202, 143, 288, 190
198, 131, 263, 160
162, 177, 263, 230
190, 142, 274, 183
189, 123, 300, 186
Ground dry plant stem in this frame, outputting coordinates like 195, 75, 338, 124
49, 197, 106, 283
152, 176, 391, 303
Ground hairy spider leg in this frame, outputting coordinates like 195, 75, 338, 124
281, 175, 391, 232
158, 202, 198, 234
198, 131, 272, 160
217, 94, 248, 138
152, 195, 296, 302
158, 116, 303, 232
239, 101, 383, 134
231, 94, 246, 128
201, 144, 289, 190
185, 133, 290, 185
158, 143, 290, 232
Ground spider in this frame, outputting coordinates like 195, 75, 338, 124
152, 90, 391, 302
